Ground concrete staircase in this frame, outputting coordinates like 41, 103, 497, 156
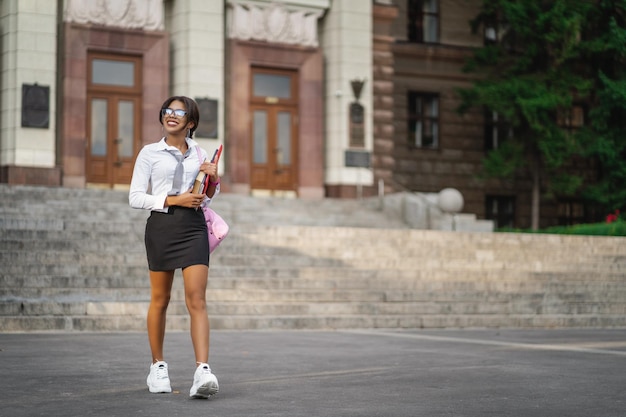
1, 184, 625, 331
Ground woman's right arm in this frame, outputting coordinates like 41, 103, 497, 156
129, 149, 167, 210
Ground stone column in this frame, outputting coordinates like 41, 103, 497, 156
0, 0, 60, 185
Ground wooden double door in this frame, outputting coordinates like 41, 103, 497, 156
86, 53, 141, 187
86, 95, 140, 186
250, 68, 299, 192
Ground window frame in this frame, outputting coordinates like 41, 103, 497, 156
557, 200, 586, 226
485, 195, 516, 229
483, 20, 507, 46
557, 104, 586, 134
407, 91, 440, 149
250, 67, 298, 105
484, 108, 513, 151
87, 52, 142, 95
407, 0, 440, 44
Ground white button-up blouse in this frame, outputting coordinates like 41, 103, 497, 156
129, 137, 219, 212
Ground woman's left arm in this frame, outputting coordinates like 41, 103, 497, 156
198, 160, 220, 199
205, 174, 220, 198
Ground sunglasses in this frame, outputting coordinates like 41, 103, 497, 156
161, 108, 187, 118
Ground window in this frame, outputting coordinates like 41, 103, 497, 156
91, 59, 135, 87
481, 15, 519, 50
483, 20, 507, 46
485, 195, 515, 229
557, 104, 586, 134
253, 73, 291, 99
88, 53, 141, 93
484, 25, 497, 45
408, 92, 439, 148
407, 0, 439, 43
484, 108, 513, 151
557, 200, 586, 226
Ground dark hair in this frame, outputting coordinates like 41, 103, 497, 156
159, 96, 200, 138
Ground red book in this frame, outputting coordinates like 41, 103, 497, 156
192, 145, 222, 194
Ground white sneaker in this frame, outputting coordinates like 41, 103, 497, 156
189, 363, 219, 399
146, 361, 172, 393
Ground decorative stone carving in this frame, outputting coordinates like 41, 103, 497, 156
228, 2, 322, 47
64, 0, 164, 31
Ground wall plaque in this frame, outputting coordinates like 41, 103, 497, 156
345, 150, 371, 168
22, 84, 50, 128
195, 98, 218, 138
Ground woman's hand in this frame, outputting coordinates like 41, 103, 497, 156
200, 162, 219, 183
200, 161, 220, 198
166, 189, 205, 209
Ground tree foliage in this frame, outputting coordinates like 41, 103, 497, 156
458, 0, 626, 228
576, 3, 626, 210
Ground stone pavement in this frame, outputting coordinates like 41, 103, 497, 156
1, 328, 625, 417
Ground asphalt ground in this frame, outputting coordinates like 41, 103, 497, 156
1, 328, 625, 417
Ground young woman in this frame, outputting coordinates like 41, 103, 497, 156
129, 96, 220, 399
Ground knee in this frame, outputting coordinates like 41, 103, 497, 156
185, 293, 207, 312
151, 293, 171, 310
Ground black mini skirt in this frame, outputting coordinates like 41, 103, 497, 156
145, 206, 209, 271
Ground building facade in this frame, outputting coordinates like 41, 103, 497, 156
0, 0, 573, 228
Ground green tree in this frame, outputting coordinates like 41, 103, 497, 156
458, 0, 626, 229
576, 1, 626, 213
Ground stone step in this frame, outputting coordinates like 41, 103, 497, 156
2, 270, 625, 290
4, 296, 624, 320
3, 285, 623, 302
0, 185, 408, 229
244, 226, 625, 253
3, 313, 626, 332
2, 229, 623, 268
3, 284, 624, 321
1, 184, 626, 331
2, 271, 625, 304
2, 212, 622, 256
4, 251, 621, 273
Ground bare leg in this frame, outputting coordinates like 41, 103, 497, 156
147, 270, 175, 362
182, 264, 210, 364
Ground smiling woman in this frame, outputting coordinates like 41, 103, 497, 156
128, 95, 221, 400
